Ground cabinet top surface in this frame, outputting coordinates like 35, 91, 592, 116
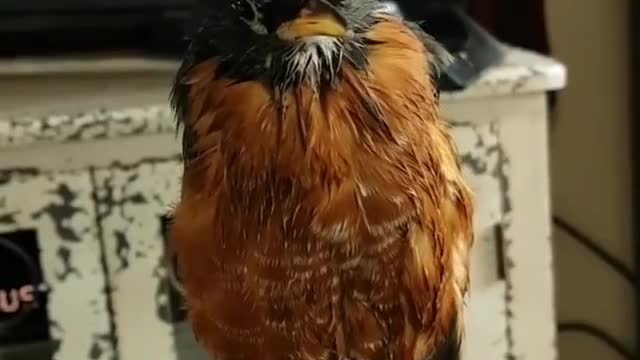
0, 46, 566, 151
441, 46, 567, 101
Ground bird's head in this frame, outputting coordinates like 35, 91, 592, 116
173, 0, 451, 168
187, 0, 390, 90
223, 0, 351, 40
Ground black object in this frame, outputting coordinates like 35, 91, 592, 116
0, 340, 60, 360
159, 215, 209, 360
0, 0, 190, 31
392, 1, 504, 91
0, 230, 51, 350
0, 1, 192, 56
159, 215, 187, 324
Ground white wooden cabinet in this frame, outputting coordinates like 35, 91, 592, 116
0, 46, 565, 360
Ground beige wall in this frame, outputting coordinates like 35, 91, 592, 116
546, 0, 635, 359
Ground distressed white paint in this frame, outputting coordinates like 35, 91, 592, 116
498, 93, 557, 360
461, 281, 508, 360
0, 170, 114, 360
94, 161, 182, 360
441, 47, 567, 102
451, 123, 509, 359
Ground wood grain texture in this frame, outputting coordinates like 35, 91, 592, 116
171, 17, 474, 360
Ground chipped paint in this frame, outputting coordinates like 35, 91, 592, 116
32, 184, 87, 243
451, 122, 510, 360
94, 160, 182, 360
0, 169, 115, 360
0, 107, 173, 150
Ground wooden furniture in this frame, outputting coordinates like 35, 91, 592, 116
0, 47, 566, 360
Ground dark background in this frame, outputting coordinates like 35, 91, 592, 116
630, 0, 640, 356
0, 0, 550, 56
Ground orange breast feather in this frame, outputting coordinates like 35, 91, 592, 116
170, 16, 473, 360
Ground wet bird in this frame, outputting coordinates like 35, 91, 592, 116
169, 0, 474, 359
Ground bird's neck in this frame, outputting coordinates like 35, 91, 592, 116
183, 17, 440, 191
271, 36, 343, 92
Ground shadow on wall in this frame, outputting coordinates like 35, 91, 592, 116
546, 0, 635, 360
467, 0, 636, 358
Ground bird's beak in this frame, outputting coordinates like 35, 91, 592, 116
276, 0, 347, 40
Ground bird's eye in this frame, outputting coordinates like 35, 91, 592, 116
231, 0, 256, 21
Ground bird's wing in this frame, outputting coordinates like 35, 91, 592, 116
403, 20, 454, 103
329, 18, 474, 359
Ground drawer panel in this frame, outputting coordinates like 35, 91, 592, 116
94, 160, 184, 360
0, 169, 114, 360
451, 122, 505, 291
451, 122, 509, 360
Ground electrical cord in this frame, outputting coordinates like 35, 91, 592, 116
557, 323, 634, 360
553, 216, 636, 286
553, 215, 636, 360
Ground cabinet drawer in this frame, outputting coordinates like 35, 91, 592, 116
0, 169, 114, 360
451, 122, 509, 360
94, 160, 184, 360
451, 122, 505, 289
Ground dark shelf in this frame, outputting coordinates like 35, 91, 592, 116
0, 0, 502, 93
0, 340, 59, 360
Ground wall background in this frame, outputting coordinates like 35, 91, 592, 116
545, 0, 635, 359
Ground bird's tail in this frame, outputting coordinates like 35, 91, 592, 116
428, 314, 462, 360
